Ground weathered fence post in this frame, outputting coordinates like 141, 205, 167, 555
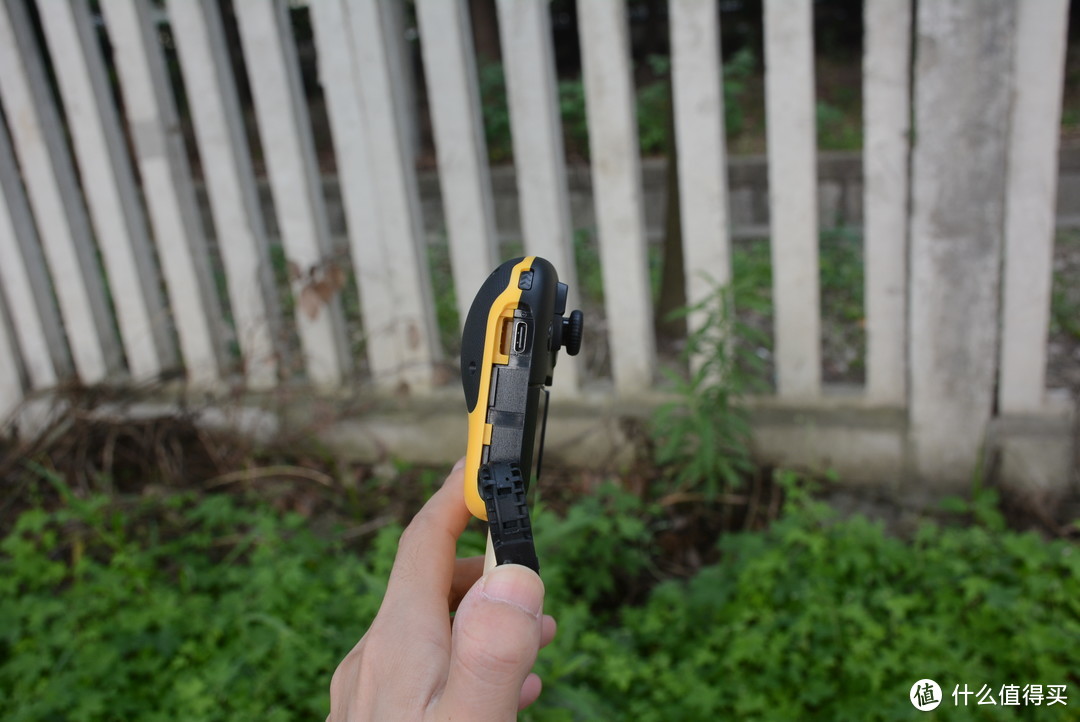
577, 0, 656, 394
764, 0, 821, 400
102, 0, 228, 389
344, 0, 443, 391
0, 115, 68, 389
38, 0, 177, 381
0, 0, 120, 384
0, 293, 20, 422
416, 0, 500, 329
168, 0, 284, 390
234, 0, 352, 390
862, 0, 912, 407
670, 0, 733, 359
907, 0, 1016, 487
998, 0, 1070, 415
496, 0, 581, 392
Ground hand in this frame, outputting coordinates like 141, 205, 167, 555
328, 459, 557, 721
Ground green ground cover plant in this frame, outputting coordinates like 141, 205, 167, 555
528, 482, 1080, 721
2, 471, 1076, 721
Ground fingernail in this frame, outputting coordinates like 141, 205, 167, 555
451, 457, 466, 473
480, 564, 544, 618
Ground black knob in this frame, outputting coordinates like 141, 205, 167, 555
562, 310, 583, 356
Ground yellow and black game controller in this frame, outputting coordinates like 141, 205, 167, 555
460, 257, 583, 573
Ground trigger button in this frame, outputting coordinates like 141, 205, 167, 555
554, 283, 568, 315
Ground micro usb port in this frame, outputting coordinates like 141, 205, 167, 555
513, 320, 528, 353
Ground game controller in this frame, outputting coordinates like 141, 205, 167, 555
461, 256, 583, 573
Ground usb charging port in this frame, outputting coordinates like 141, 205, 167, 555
513, 320, 528, 353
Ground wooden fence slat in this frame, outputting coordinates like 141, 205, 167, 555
345, 0, 442, 390
670, 0, 733, 360
998, 0, 1070, 414
234, 0, 350, 390
495, 0, 580, 391
38, 0, 176, 381
764, 0, 821, 399
0, 117, 68, 388
168, 0, 281, 390
577, 0, 655, 394
0, 0, 118, 384
0, 291, 22, 423
308, 0, 400, 387
862, 0, 911, 406
101, 0, 227, 389
415, 0, 499, 329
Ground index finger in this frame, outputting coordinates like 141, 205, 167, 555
382, 459, 474, 617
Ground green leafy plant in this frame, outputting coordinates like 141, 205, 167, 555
0, 484, 397, 721
427, 239, 461, 357
2, 467, 1078, 721
1060, 107, 1079, 130
727, 230, 867, 382
533, 483, 654, 611
558, 76, 590, 160
477, 61, 513, 163
636, 55, 671, 156
1049, 232, 1080, 341
816, 99, 862, 151
526, 479, 1080, 721
477, 47, 758, 163
819, 227, 864, 324
722, 47, 757, 139
572, 228, 605, 307
651, 281, 766, 499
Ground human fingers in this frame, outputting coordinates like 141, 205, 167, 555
434, 564, 545, 722
452, 577, 555, 649
368, 458, 472, 692
450, 555, 484, 611
516, 619, 554, 710
519, 673, 543, 710
382, 458, 471, 619
540, 614, 557, 648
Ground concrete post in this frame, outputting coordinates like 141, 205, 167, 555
907, 0, 1016, 488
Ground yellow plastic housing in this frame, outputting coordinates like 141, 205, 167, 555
463, 257, 534, 520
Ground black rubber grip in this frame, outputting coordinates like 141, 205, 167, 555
478, 462, 539, 573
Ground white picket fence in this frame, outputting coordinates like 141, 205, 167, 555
0, 0, 1073, 489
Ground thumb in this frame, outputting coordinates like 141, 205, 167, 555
434, 564, 545, 721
